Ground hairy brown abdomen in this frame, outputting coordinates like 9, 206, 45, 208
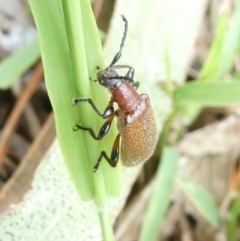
117, 95, 157, 166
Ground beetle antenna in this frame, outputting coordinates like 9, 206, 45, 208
109, 15, 128, 67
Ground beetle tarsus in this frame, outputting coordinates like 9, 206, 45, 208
89, 77, 97, 82
73, 125, 101, 140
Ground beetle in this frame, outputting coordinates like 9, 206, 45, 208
72, 15, 158, 172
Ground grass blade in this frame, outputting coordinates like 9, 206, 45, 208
139, 147, 179, 241
0, 38, 40, 89
174, 81, 240, 107
177, 175, 219, 227
199, 13, 227, 80
217, 1, 240, 78
225, 194, 240, 241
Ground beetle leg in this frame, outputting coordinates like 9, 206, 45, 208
111, 65, 135, 83
131, 81, 140, 90
103, 65, 135, 84
88, 66, 102, 82
89, 77, 98, 82
73, 112, 115, 140
104, 75, 133, 83
125, 67, 134, 80
93, 134, 120, 171
72, 99, 114, 119
111, 64, 133, 72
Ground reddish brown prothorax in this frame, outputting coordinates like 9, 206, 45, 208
112, 81, 141, 113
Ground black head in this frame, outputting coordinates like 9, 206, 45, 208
97, 67, 121, 89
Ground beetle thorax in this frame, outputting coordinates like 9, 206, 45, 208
112, 82, 141, 113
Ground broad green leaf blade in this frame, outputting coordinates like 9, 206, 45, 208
177, 175, 219, 227
29, 0, 121, 204
79, 0, 121, 198
139, 147, 179, 241
0, 38, 40, 89
174, 81, 240, 106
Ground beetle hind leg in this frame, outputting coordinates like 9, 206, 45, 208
93, 134, 120, 171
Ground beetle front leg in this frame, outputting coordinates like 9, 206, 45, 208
111, 65, 135, 84
72, 98, 114, 119
125, 66, 134, 80
93, 134, 120, 171
88, 66, 102, 82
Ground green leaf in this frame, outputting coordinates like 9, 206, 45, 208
225, 194, 240, 241
180, 7, 240, 125
29, 1, 119, 239
199, 2, 240, 81
29, 0, 121, 205
174, 81, 240, 107
199, 13, 228, 80
139, 147, 179, 241
177, 175, 219, 227
0, 38, 40, 89
217, 1, 240, 78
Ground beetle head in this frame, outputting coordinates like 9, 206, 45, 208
97, 67, 122, 89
